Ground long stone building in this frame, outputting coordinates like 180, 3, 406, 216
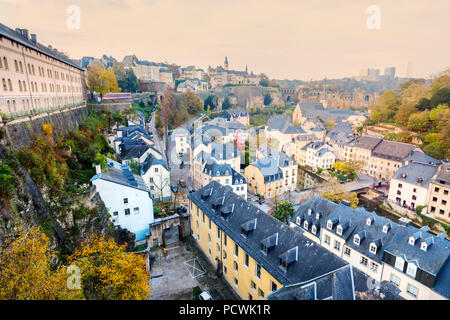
0, 23, 86, 118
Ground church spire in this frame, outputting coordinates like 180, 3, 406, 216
224, 56, 229, 70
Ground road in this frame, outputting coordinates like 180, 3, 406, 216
149, 110, 168, 164
340, 174, 377, 193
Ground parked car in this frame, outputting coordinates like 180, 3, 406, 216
377, 194, 387, 201
199, 291, 212, 300
171, 185, 178, 193
257, 197, 265, 204
179, 179, 187, 188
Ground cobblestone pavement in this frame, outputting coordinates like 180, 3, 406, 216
149, 238, 240, 300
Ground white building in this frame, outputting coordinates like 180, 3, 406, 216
141, 153, 171, 201
388, 162, 439, 211
90, 163, 154, 241
201, 159, 247, 199
305, 142, 336, 171
172, 126, 191, 155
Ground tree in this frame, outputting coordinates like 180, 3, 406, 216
0, 227, 82, 300
160, 88, 176, 131
429, 88, 450, 109
415, 97, 431, 111
204, 94, 218, 110
222, 97, 231, 110
87, 63, 120, 101
184, 89, 203, 115
326, 121, 336, 132
150, 169, 170, 201
68, 235, 150, 300
259, 73, 269, 87
369, 91, 397, 123
272, 201, 294, 224
320, 183, 358, 208
263, 93, 272, 106
407, 111, 431, 132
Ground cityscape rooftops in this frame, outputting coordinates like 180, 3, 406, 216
392, 162, 439, 188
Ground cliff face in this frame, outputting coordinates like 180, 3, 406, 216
1, 105, 88, 149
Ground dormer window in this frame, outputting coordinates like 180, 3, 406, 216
421, 242, 428, 251
308, 209, 312, 215
337, 225, 343, 236
327, 221, 333, 230
296, 217, 301, 225
261, 243, 268, 255
354, 235, 360, 245
311, 225, 317, 235
369, 243, 377, 254
383, 224, 391, 233
406, 263, 417, 278
316, 212, 321, 219
366, 217, 374, 226
303, 221, 309, 229
395, 257, 405, 271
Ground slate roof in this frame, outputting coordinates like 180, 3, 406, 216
433, 163, 450, 185
257, 144, 297, 168
222, 109, 248, 119
298, 103, 356, 123
406, 151, 441, 166
141, 153, 168, 174
91, 164, 150, 194
121, 145, 149, 160
251, 158, 284, 183
327, 122, 355, 144
372, 140, 416, 161
292, 196, 450, 298
391, 162, 439, 189
266, 115, 291, 131
354, 135, 382, 150
188, 182, 348, 286
203, 159, 233, 177
211, 143, 238, 160
0, 23, 83, 70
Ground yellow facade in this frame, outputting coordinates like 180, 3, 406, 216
189, 201, 282, 300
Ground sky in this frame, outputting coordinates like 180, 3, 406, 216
1, 0, 449, 80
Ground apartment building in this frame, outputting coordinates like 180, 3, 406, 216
388, 162, 439, 211
0, 23, 86, 117
290, 196, 450, 300
427, 163, 450, 224
304, 141, 336, 171
221, 109, 250, 127
188, 182, 356, 300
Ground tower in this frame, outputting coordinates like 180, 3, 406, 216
320, 77, 328, 109
224, 56, 229, 70
292, 103, 304, 126
245, 64, 248, 74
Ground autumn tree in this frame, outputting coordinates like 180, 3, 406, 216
68, 235, 150, 300
327, 121, 336, 132
0, 227, 83, 300
320, 183, 358, 208
184, 89, 203, 115
87, 63, 120, 101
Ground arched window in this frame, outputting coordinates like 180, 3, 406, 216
18, 80, 22, 91
8, 79, 12, 91
14, 59, 18, 72
3, 57, 8, 70
19, 61, 23, 73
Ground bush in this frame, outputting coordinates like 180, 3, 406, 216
192, 286, 202, 300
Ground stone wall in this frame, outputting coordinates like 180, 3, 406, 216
87, 102, 132, 114
1, 104, 88, 149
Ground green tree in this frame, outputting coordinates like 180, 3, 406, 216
272, 201, 294, 224
263, 93, 272, 106
222, 97, 231, 110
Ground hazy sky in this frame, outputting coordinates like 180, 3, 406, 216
1, 0, 449, 80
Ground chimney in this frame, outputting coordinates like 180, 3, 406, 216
30, 34, 37, 43
95, 165, 101, 174
22, 29, 29, 40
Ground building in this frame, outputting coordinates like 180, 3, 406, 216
291, 196, 450, 300
264, 115, 307, 154
140, 153, 171, 201
201, 159, 247, 199
177, 79, 208, 93
291, 134, 319, 166
188, 182, 357, 300
325, 122, 356, 160
221, 109, 249, 127
181, 65, 205, 80
207, 58, 259, 89
122, 55, 173, 86
244, 149, 297, 199
90, 163, 154, 241
0, 23, 86, 117
427, 163, 450, 224
304, 141, 336, 171
388, 162, 439, 211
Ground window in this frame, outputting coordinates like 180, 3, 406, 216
208, 219, 211, 230
222, 250, 227, 260
202, 213, 205, 223
133, 207, 139, 214
244, 253, 249, 267
233, 261, 238, 273
391, 274, 400, 287
407, 284, 418, 297
271, 281, 277, 292
208, 234, 211, 243
223, 266, 227, 274
398, 183, 402, 188
434, 187, 439, 192
311, 225, 317, 235
208, 248, 211, 256
123, 198, 128, 204
234, 277, 238, 287
369, 244, 377, 254
124, 209, 130, 215
370, 262, 378, 273
334, 240, 341, 251
113, 211, 118, 216
256, 264, 261, 279
324, 235, 331, 245
327, 221, 332, 230
217, 227, 220, 239
360, 256, 368, 266
250, 280, 256, 290
258, 289, 264, 298
395, 257, 405, 271
224, 234, 227, 246
234, 244, 239, 257
248, 293, 253, 300
406, 263, 417, 278
344, 247, 351, 256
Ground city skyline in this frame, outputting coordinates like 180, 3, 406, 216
0, 0, 449, 80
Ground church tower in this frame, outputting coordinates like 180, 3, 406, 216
224, 56, 229, 70
320, 77, 328, 109
292, 103, 304, 126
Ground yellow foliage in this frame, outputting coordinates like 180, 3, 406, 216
68, 235, 151, 300
42, 123, 53, 136
0, 227, 83, 300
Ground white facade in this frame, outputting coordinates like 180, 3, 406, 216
91, 177, 154, 241
388, 178, 429, 210
305, 144, 336, 170
141, 163, 171, 201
